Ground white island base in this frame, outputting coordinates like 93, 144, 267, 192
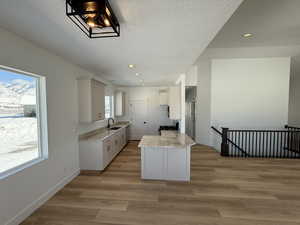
139, 131, 195, 182
140, 146, 191, 181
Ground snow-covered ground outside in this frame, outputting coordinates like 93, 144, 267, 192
0, 74, 38, 174
0, 117, 38, 173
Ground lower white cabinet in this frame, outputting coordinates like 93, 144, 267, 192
79, 127, 128, 171
141, 146, 191, 181
103, 137, 113, 169
142, 148, 165, 180
120, 128, 126, 148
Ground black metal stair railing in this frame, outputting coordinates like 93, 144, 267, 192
211, 126, 249, 157
211, 125, 300, 158
284, 125, 300, 154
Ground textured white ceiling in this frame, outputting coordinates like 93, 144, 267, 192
209, 0, 300, 49
0, 0, 242, 86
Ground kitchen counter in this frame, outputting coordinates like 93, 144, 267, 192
79, 121, 130, 171
79, 121, 130, 141
138, 130, 195, 148
139, 131, 195, 181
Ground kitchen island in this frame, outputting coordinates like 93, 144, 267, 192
138, 131, 195, 181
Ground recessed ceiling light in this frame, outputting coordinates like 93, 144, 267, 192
243, 33, 253, 38
128, 64, 135, 68
135, 73, 139, 76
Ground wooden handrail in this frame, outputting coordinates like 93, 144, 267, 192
285, 125, 300, 130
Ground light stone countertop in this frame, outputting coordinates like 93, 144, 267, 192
79, 121, 130, 141
138, 130, 196, 148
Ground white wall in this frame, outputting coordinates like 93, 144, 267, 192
193, 44, 300, 147
289, 57, 300, 126
211, 58, 290, 148
78, 118, 109, 135
195, 59, 212, 146
202, 45, 300, 59
116, 87, 175, 137
0, 28, 95, 225
186, 66, 198, 86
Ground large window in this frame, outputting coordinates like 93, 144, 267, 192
105, 96, 113, 118
0, 66, 48, 179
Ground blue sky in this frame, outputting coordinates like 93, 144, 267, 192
0, 69, 35, 83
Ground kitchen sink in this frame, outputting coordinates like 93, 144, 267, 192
109, 127, 121, 130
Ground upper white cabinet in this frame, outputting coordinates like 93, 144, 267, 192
115, 91, 125, 117
78, 79, 105, 123
159, 90, 168, 105
168, 86, 181, 120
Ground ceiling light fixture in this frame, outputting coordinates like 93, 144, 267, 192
242, 33, 253, 38
66, 0, 120, 38
128, 64, 135, 69
135, 73, 139, 76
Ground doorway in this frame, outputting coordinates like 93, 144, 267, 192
129, 100, 148, 140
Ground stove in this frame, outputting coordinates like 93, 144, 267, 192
158, 122, 179, 135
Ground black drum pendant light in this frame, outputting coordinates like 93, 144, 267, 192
66, 0, 120, 38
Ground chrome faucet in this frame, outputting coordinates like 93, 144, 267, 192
107, 118, 115, 129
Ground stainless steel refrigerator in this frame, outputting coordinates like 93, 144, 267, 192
185, 87, 196, 140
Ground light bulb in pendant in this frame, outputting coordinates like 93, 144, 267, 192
83, 2, 97, 18
106, 7, 111, 16
87, 18, 96, 27
104, 18, 110, 26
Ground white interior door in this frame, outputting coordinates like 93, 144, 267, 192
129, 100, 148, 140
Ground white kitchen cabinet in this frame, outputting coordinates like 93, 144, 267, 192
141, 147, 191, 181
115, 91, 125, 117
112, 132, 121, 156
120, 128, 126, 148
142, 148, 165, 180
159, 90, 168, 105
79, 139, 103, 171
168, 86, 181, 120
165, 148, 188, 180
78, 79, 105, 123
126, 126, 130, 143
79, 126, 129, 171
103, 136, 113, 168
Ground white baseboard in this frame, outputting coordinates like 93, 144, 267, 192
5, 169, 80, 225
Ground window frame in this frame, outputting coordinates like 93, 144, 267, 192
0, 65, 48, 180
105, 95, 114, 119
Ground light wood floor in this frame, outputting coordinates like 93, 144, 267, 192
22, 141, 300, 225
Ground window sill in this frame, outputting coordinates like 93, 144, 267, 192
0, 157, 48, 180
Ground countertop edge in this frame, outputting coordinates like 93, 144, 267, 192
138, 132, 196, 148
79, 122, 131, 141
